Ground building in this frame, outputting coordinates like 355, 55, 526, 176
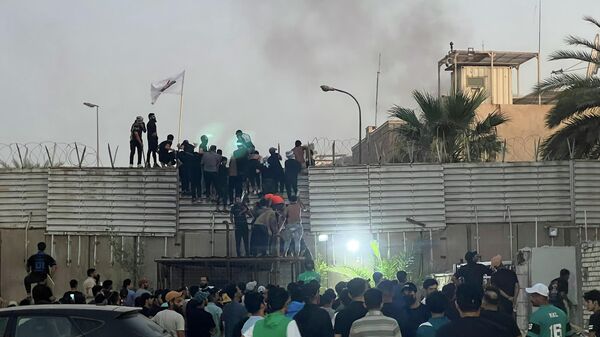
353, 46, 557, 163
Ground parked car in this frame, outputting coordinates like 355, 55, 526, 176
0, 304, 169, 337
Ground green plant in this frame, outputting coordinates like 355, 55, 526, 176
389, 90, 508, 163
321, 240, 418, 286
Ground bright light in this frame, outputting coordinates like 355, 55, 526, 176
318, 234, 329, 242
346, 239, 360, 252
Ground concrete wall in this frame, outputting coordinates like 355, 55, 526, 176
477, 104, 553, 161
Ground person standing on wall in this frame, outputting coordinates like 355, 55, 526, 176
146, 113, 159, 168
129, 116, 146, 168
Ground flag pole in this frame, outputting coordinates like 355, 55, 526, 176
177, 72, 185, 145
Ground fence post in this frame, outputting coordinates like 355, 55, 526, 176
44, 145, 53, 167
332, 141, 336, 166
567, 160, 575, 245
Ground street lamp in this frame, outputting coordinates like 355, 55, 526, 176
320, 85, 362, 164
83, 102, 100, 167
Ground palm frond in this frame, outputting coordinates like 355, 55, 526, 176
584, 16, 600, 30
389, 105, 421, 128
546, 88, 600, 127
549, 50, 595, 64
541, 113, 600, 160
474, 110, 510, 134
565, 35, 600, 55
413, 90, 443, 125
535, 73, 600, 93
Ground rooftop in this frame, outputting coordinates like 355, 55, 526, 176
439, 50, 538, 70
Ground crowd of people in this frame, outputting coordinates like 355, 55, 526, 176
20, 243, 596, 337
128, 114, 312, 204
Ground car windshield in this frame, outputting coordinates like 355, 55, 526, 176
118, 313, 169, 337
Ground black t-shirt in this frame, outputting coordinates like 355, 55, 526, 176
455, 263, 492, 287
401, 304, 431, 337
381, 302, 404, 326
334, 301, 367, 337
147, 120, 157, 140
445, 301, 461, 321
480, 310, 520, 337
26, 252, 56, 277
589, 311, 600, 334
158, 140, 172, 155
435, 316, 510, 337
295, 303, 334, 337
491, 268, 518, 296
186, 300, 216, 337
285, 159, 301, 180
234, 148, 249, 174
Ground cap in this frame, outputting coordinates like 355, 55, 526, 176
194, 291, 209, 303
525, 283, 549, 297
165, 291, 183, 302
8, 301, 17, 307
402, 282, 418, 292
246, 281, 257, 292
264, 194, 274, 200
258, 286, 266, 293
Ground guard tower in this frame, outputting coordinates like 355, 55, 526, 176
437, 45, 539, 105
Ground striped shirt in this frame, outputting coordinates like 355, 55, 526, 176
349, 310, 402, 337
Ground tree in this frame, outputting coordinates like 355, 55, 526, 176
389, 90, 508, 163
537, 16, 600, 160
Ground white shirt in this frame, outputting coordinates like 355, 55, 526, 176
82, 277, 96, 300
242, 316, 264, 336
152, 309, 185, 337
244, 320, 301, 337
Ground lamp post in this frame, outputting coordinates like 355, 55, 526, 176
83, 102, 100, 167
320, 85, 362, 164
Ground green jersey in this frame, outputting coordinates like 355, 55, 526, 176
527, 304, 572, 337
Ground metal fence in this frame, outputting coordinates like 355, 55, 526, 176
308, 161, 600, 234
0, 143, 98, 168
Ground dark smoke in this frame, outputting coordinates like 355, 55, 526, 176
237, 0, 463, 114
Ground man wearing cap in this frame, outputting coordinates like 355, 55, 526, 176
284, 151, 301, 199
152, 290, 185, 337
399, 282, 430, 337
454, 251, 493, 288
129, 116, 146, 168
187, 291, 216, 337
526, 283, 571, 337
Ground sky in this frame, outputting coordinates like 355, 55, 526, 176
1, 0, 599, 166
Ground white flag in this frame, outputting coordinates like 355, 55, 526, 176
150, 71, 185, 104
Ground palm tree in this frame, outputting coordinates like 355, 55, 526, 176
389, 90, 509, 163
537, 16, 600, 160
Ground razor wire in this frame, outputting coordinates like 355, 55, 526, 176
0, 142, 98, 168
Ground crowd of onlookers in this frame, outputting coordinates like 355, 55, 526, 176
128, 114, 313, 206
20, 241, 597, 337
